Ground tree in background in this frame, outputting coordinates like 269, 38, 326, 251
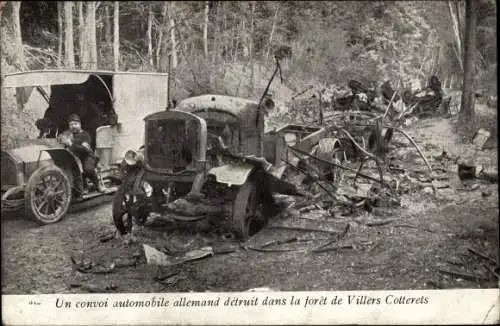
63, 1, 75, 68
113, 1, 119, 71
2, 1, 497, 103
1, 1, 26, 70
459, 0, 477, 133
57, 2, 63, 67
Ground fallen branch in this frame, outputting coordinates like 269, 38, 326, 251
467, 247, 497, 264
396, 101, 419, 121
213, 248, 238, 255
298, 215, 326, 221
366, 219, 394, 227
394, 128, 432, 171
339, 128, 381, 163
482, 263, 500, 280
99, 233, 115, 243
291, 85, 314, 100
298, 204, 322, 213
154, 271, 180, 282
382, 90, 399, 121
246, 246, 303, 253
311, 244, 353, 253
266, 225, 341, 235
260, 237, 298, 248
392, 223, 436, 233
437, 268, 489, 282
312, 223, 350, 251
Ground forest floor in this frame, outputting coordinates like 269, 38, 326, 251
1, 106, 498, 294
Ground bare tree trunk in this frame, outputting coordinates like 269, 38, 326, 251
169, 18, 178, 69
448, 1, 463, 71
64, 1, 75, 68
169, 2, 178, 69
156, 2, 168, 70
147, 3, 153, 68
249, 2, 255, 61
454, 0, 463, 54
266, 3, 280, 60
222, 2, 227, 62
203, 0, 209, 58
57, 2, 63, 67
249, 1, 256, 96
459, 0, 477, 132
234, 21, 245, 62
78, 2, 88, 69
10, 1, 25, 69
103, 4, 112, 44
87, 2, 97, 69
0, 2, 6, 21
212, 1, 219, 63
113, 1, 119, 71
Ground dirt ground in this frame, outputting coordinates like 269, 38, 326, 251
2, 112, 498, 294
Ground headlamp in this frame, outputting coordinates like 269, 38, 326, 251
142, 181, 153, 197
124, 150, 138, 165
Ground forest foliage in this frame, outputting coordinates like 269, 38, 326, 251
0, 1, 497, 147
3, 1, 497, 93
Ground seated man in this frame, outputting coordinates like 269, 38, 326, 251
59, 114, 106, 193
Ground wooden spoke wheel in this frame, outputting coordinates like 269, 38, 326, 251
25, 166, 72, 224
112, 184, 133, 235
231, 181, 264, 241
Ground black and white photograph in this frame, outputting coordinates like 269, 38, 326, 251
1, 0, 498, 316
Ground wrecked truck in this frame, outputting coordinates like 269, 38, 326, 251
112, 94, 329, 240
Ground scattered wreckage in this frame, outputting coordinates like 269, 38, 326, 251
307, 75, 451, 121
111, 56, 440, 241
1, 70, 170, 224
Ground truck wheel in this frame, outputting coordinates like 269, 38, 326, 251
25, 165, 72, 225
112, 183, 133, 235
231, 181, 262, 241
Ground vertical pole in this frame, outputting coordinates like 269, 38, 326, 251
167, 54, 172, 111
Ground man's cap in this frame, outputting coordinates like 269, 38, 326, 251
68, 114, 81, 123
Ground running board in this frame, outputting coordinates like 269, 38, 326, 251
77, 186, 118, 201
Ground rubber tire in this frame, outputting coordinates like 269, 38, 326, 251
25, 165, 72, 225
112, 183, 133, 235
231, 181, 260, 241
